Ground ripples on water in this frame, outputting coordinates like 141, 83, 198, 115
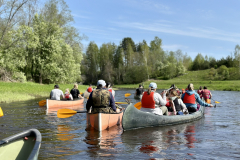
1, 90, 240, 159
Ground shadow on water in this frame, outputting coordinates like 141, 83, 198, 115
1, 90, 240, 159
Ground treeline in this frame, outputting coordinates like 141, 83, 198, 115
81, 37, 192, 84
0, 0, 83, 83
82, 38, 240, 84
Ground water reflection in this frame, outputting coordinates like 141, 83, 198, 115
121, 120, 205, 158
84, 125, 122, 158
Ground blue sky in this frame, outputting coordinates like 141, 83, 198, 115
65, 0, 240, 60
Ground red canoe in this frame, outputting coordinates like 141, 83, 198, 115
86, 109, 124, 131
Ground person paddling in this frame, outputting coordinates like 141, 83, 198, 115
197, 86, 203, 99
140, 82, 168, 116
86, 80, 118, 114
70, 84, 83, 99
135, 84, 144, 99
50, 84, 64, 100
181, 83, 213, 113
202, 86, 212, 104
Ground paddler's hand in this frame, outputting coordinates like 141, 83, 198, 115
116, 108, 120, 113
210, 104, 214, 107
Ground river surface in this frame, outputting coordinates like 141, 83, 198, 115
1, 89, 240, 159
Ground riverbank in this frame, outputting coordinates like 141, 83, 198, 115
1, 80, 239, 103
0, 82, 88, 103
114, 80, 240, 91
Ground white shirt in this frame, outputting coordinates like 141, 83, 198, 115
50, 89, 64, 100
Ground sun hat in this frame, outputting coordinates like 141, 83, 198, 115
149, 82, 157, 89
97, 80, 106, 87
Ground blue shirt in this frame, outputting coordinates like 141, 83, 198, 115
86, 88, 116, 112
181, 90, 211, 109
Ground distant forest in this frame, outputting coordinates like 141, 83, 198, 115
81, 38, 240, 84
1, 0, 240, 84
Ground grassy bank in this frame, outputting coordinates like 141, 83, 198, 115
115, 80, 240, 91
114, 70, 240, 91
0, 82, 89, 103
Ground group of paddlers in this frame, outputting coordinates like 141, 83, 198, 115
135, 83, 214, 115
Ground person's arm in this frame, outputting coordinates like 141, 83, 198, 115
209, 92, 212, 99
155, 92, 167, 106
86, 92, 93, 112
77, 89, 83, 98
179, 99, 188, 113
170, 100, 177, 115
195, 93, 213, 107
61, 91, 65, 99
109, 93, 116, 111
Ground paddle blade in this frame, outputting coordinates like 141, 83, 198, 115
215, 101, 220, 103
134, 102, 142, 110
57, 108, 77, 118
125, 93, 131, 97
115, 102, 128, 104
0, 107, 3, 117
39, 100, 46, 107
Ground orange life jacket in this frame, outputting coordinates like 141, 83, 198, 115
183, 93, 195, 104
141, 92, 155, 109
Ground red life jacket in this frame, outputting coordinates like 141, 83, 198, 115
183, 93, 195, 104
108, 88, 114, 98
197, 90, 203, 98
65, 93, 70, 99
166, 99, 171, 107
202, 89, 210, 99
87, 87, 93, 93
141, 92, 155, 109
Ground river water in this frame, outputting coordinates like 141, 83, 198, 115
0, 89, 240, 159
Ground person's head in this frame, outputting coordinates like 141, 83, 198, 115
97, 80, 106, 88
106, 82, 111, 88
89, 84, 92, 87
54, 84, 59, 89
147, 82, 157, 94
139, 84, 142, 88
187, 83, 194, 91
203, 86, 207, 89
199, 86, 202, 90
170, 89, 178, 96
65, 88, 69, 93
74, 83, 78, 89
170, 84, 175, 88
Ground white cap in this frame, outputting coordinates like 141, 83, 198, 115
97, 80, 106, 87
149, 82, 157, 89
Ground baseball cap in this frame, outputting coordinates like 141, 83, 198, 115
149, 82, 157, 89
97, 80, 106, 87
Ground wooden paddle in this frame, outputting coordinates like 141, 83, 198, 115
0, 107, 3, 117
57, 108, 87, 118
39, 100, 46, 107
125, 93, 131, 97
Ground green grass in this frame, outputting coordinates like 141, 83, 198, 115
115, 70, 240, 91
0, 82, 89, 103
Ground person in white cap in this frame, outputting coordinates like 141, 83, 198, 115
86, 80, 117, 113
140, 82, 168, 116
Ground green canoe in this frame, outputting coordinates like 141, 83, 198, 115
0, 129, 41, 160
122, 103, 205, 131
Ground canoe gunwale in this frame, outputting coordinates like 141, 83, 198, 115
122, 103, 205, 131
0, 129, 41, 160
88, 109, 124, 115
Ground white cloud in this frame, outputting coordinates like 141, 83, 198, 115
111, 21, 240, 43
72, 13, 89, 19
124, 0, 173, 14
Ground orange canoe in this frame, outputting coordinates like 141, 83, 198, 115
86, 110, 124, 131
46, 98, 84, 109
